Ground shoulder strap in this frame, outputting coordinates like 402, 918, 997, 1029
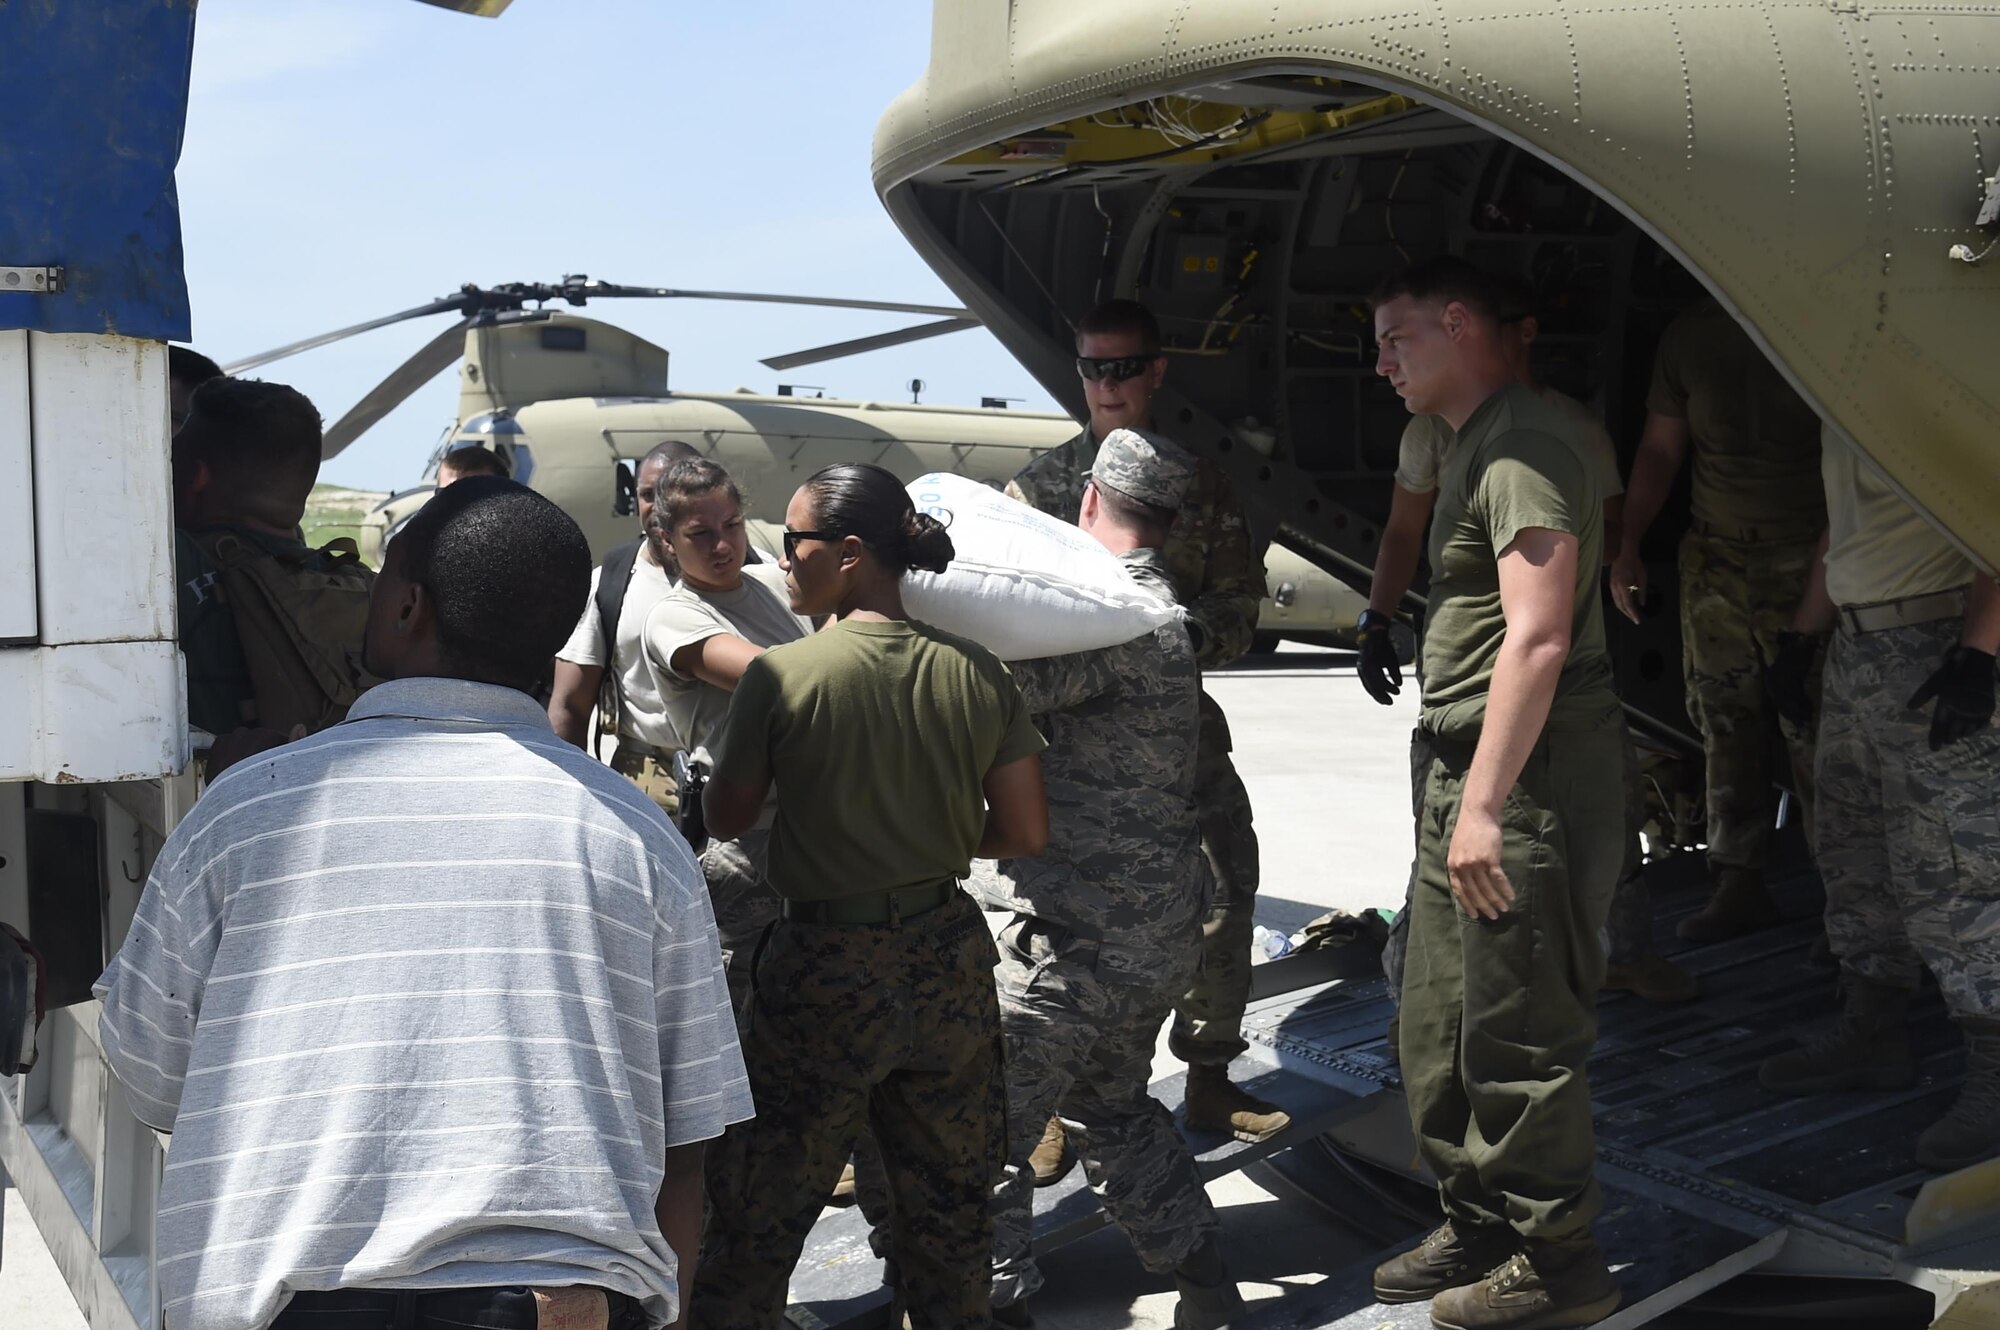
597, 537, 645, 652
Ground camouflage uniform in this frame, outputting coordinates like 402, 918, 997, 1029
1818, 618, 2000, 1018
1007, 431, 1267, 1066
973, 549, 1215, 1304
692, 891, 1005, 1330
699, 830, 779, 1016
1678, 530, 1822, 866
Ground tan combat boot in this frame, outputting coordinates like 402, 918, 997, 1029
1917, 1019, 2000, 1171
1183, 1064, 1291, 1143
1373, 1220, 1517, 1304
828, 1161, 857, 1205
1759, 978, 1916, 1094
1429, 1232, 1621, 1330
1028, 1114, 1074, 1187
1676, 867, 1780, 943
1601, 952, 1698, 1004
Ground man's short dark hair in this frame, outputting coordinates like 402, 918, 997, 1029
438, 446, 510, 481
392, 478, 591, 690
1368, 257, 1509, 325
1090, 479, 1173, 543
1075, 299, 1162, 354
168, 345, 224, 391
174, 377, 324, 517
641, 440, 700, 473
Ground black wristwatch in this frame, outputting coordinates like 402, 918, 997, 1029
1357, 609, 1393, 635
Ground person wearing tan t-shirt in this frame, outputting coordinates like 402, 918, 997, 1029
1759, 427, 2000, 1172
1612, 298, 1825, 944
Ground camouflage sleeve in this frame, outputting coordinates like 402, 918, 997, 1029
1007, 649, 1119, 717
1186, 469, 1268, 669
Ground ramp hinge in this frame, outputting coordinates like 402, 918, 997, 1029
0, 266, 64, 294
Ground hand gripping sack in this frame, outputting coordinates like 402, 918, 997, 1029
901, 473, 1178, 660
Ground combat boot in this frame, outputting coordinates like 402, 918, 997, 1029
1429, 1232, 1621, 1330
1601, 952, 1698, 1004
1028, 1114, 1074, 1188
1675, 868, 1780, 943
1373, 1220, 1518, 1303
1917, 1019, 2000, 1171
1759, 977, 1916, 1094
1184, 1064, 1291, 1143
829, 1161, 857, 1205
1172, 1235, 1245, 1330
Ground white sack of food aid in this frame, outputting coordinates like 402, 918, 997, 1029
901, 472, 1179, 660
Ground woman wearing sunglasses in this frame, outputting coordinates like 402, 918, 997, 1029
643, 457, 814, 1013
692, 462, 1049, 1330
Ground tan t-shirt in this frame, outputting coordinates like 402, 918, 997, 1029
1395, 386, 1624, 500
1821, 427, 1973, 609
1646, 299, 1825, 542
1421, 384, 1621, 740
556, 555, 678, 751
644, 563, 812, 754
710, 619, 1046, 903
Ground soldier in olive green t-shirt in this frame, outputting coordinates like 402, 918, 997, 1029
1612, 298, 1825, 943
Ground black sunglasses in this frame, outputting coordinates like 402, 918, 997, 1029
782, 529, 841, 561
1075, 354, 1155, 383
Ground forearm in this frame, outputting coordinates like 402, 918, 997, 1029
1185, 587, 1262, 667
1791, 531, 1836, 634
1963, 572, 2000, 655
1617, 447, 1678, 559
1461, 635, 1568, 818
655, 1141, 707, 1330
1369, 525, 1424, 615
547, 662, 601, 748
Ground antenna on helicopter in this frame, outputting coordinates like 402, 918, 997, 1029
908, 379, 926, 404
222, 275, 984, 458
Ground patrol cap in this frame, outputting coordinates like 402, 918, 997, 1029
1089, 428, 1194, 513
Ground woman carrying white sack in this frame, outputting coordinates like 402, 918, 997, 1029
645, 457, 814, 1013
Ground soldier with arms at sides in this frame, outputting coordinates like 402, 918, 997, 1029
1368, 258, 1626, 1329
1006, 298, 1283, 1177
1611, 298, 1825, 942
1760, 426, 2000, 1171
549, 441, 701, 816
982, 429, 1243, 1330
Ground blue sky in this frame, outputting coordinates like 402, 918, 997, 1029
179, 0, 1059, 491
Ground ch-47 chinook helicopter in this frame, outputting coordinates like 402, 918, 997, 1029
224, 275, 1362, 651
786, 3, 2000, 1328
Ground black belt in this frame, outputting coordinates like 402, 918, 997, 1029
780, 878, 957, 925
273, 1285, 641, 1330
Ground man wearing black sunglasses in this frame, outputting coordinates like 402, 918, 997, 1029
1005, 299, 1283, 1167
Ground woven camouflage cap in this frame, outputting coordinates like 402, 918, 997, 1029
1090, 427, 1195, 512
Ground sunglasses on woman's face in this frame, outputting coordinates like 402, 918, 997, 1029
782, 529, 840, 561
1075, 355, 1154, 383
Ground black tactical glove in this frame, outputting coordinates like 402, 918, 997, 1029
1906, 646, 1997, 751
1356, 610, 1402, 706
1765, 630, 1823, 727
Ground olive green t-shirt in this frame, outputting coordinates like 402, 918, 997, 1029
710, 618, 1046, 902
1421, 384, 1621, 740
1646, 299, 1825, 542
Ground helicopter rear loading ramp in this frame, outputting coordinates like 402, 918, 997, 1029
863, 2, 2000, 1324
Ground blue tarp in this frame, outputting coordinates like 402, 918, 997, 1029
0, 1, 196, 341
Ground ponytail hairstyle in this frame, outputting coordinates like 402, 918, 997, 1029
800, 463, 954, 575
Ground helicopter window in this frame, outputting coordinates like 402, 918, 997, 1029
540, 326, 587, 352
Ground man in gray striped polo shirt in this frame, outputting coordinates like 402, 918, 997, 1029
97, 478, 752, 1330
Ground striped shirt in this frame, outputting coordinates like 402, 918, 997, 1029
95, 678, 753, 1330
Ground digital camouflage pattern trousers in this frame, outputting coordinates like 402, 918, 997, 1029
693, 891, 1006, 1330
990, 918, 1216, 1308
1818, 616, 2000, 1020
1386, 724, 1654, 1002
1170, 711, 1260, 1066
1679, 528, 1822, 871
1402, 724, 1626, 1239
699, 830, 781, 1017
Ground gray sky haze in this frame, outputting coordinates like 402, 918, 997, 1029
179, 0, 1060, 491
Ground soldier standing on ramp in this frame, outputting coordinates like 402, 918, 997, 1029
1368, 259, 1625, 1329
1611, 299, 1825, 942
1760, 426, 2000, 1171
981, 429, 1243, 1330
1006, 299, 1284, 1176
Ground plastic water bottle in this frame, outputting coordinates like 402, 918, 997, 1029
1253, 925, 1295, 960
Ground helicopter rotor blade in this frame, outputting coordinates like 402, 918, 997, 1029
759, 317, 982, 371
222, 296, 472, 375
409, 0, 513, 13
565, 279, 971, 320
320, 317, 474, 459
